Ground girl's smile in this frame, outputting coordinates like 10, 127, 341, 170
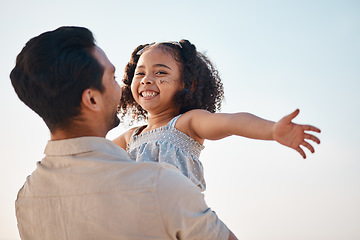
139, 90, 159, 99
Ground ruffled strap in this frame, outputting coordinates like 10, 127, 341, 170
167, 114, 182, 128
130, 125, 147, 138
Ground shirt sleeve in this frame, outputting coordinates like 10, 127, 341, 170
155, 163, 230, 240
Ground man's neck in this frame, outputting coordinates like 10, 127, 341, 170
50, 124, 107, 141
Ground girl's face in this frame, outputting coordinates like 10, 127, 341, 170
131, 46, 184, 115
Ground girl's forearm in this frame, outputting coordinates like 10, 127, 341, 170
225, 112, 275, 140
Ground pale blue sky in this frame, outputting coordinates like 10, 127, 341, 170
1, 0, 359, 239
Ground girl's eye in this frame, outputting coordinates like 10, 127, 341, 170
156, 71, 167, 75
135, 72, 145, 76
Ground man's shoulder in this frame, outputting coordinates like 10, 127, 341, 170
127, 162, 182, 185
98, 161, 186, 190
119, 161, 197, 193
152, 163, 202, 196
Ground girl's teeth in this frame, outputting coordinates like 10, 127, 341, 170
142, 91, 158, 97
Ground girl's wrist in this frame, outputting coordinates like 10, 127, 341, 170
270, 121, 277, 141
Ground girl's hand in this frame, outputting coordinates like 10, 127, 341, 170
273, 109, 321, 158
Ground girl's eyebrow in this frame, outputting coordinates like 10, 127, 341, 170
136, 63, 172, 70
154, 64, 171, 70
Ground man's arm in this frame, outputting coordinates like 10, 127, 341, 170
155, 164, 237, 239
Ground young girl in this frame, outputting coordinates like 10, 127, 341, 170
113, 40, 321, 191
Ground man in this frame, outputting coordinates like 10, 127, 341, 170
11, 26, 237, 239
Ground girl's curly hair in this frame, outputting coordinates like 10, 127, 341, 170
119, 39, 224, 124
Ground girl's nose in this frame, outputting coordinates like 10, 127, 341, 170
140, 76, 154, 85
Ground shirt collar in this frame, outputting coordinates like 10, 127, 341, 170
44, 136, 122, 156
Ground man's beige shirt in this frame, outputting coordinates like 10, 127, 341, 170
15, 137, 229, 239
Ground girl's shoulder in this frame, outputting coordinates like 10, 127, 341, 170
112, 126, 139, 150
179, 109, 212, 121
175, 110, 211, 145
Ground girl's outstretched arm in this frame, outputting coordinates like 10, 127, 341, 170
185, 109, 320, 158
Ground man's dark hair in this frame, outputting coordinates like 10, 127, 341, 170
10, 26, 104, 132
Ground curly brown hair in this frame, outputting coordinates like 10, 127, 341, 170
119, 39, 224, 124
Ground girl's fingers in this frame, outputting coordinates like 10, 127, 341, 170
301, 141, 315, 153
304, 133, 321, 144
303, 124, 321, 133
296, 146, 306, 159
285, 109, 300, 122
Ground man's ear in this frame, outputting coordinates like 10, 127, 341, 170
81, 88, 102, 112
